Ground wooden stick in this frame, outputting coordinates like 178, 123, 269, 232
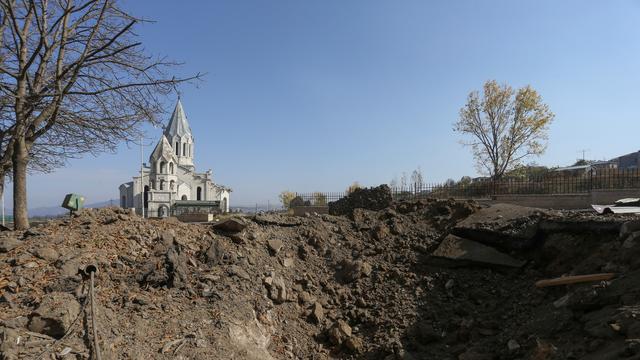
535, 273, 616, 288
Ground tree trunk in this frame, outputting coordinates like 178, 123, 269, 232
12, 137, 29, 230
0, 171, 5, 228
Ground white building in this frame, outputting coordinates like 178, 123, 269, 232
119, 99, 231, 217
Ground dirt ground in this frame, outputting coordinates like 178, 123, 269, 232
2, 197, 640, 359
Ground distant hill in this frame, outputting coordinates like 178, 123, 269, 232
5, 199, 118, 218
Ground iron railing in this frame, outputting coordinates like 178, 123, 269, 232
294, 168, 640, 206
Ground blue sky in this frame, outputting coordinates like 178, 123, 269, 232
11, 0, 640, 208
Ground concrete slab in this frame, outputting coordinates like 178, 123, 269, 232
432, 234, 525, 268
452, 203, 549, 251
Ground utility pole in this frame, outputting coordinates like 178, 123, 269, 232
578, 149, 590, 162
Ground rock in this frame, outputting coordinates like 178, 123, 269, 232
267, 276, 287, 304
281, 257, 294, 267
328, 320, 352, 345
0, 237, 20, 253
205, 238, 225, 266
328, 185, 393, 217
160, 231, 175, 246
28, 292, 81, 339
507, 339, 520, 351
228, 265, 251, 281
267, 239, 283, 254
553, 294, 570, 308
23, 229, 44, 238
360, 262, 372, 277
432, 234, 525, 268
137, 242, 189, 289
445, 279, 455, 290
345, 336, 364, 353
211, 218, 248, 233
310, 302, 324, 323
621, 220, 640, 239
337, 260, 374, 283
623, 231, 640, 249
34, 246, 59, 261
452, 203, 548, 251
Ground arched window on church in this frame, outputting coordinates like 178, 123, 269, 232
181, 195, 187, 200
159, 161, 166, 174
151, 180, 155, 190
197, 186, 202, 201
160, 180, 165, 190
169, 162, 174, 174
183, 143, 186, 157
170, 180, 175, 190
175, 142, 179, 156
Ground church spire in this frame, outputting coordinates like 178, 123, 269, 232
164, 99, 192, 138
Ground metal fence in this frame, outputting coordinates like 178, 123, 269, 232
295, 169, 640, 206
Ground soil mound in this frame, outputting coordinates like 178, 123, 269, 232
1, 203, 639, 359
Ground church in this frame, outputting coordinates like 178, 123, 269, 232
119, 99, 231, 218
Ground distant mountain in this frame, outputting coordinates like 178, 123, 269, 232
5, 199, 118, 218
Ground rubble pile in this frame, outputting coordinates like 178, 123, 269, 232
328, 185, 393, 217
1, 201, 640, 359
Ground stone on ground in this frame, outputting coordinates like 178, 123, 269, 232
28, 292, 81, 339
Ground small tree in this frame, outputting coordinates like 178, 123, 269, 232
346, 181, 361, 194
313, 192, 327, 206
279, 191, 296, 209
454, 80, 554, 180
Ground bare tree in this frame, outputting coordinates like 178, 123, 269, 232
389, 175, 398, 189
410, 166, 424, 187
454, 80, 554, 180
0, 0, 200, 229
399, 172, 408, 190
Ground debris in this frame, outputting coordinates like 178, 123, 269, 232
328, 184, 393, 217
28, 292, 81, 339
0, 237, 20, 253
267, 239, 283, 254
309, 302, 324, 323
432, 234, 526, 268
507, 339, 521, 351
452, 203, 548, 250
2, 202, 640, 358
535, 273, 616, 288
211, 218, 248, 233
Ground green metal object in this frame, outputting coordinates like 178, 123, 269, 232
62, 193, 85, 212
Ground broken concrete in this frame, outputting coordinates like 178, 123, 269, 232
211, 217, 248, 233
432, 234, 525, 268
452, 203, 548, 250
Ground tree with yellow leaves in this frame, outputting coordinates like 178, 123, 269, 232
454, 80, 554, 180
